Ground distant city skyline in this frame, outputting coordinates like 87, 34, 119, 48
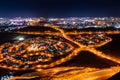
0, 0, 120, 17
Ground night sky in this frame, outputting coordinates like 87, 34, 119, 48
0, 0, 120, 17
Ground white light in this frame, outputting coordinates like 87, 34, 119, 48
18, 37, 24, 41
38, 58, 43, 61
115, 26, 120, 29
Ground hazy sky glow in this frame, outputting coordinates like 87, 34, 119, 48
0, 0, 120, 17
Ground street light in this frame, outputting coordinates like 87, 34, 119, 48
18, 37, 24, 41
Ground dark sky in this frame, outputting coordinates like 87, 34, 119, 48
0, 0, 120, 17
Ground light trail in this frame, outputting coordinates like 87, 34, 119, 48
12, 30, 120, 35
85, 48, 120, 64
7, 76, 38, 80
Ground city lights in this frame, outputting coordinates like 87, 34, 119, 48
0, 0, 120, 79
0, 17, 120, 80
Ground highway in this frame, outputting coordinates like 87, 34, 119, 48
46, 25, 120, 64
8, 66, 120, 80
0, 24, 120, 80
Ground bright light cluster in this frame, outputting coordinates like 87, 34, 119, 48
0, 36, 74, 70
0, 24, 120, 72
